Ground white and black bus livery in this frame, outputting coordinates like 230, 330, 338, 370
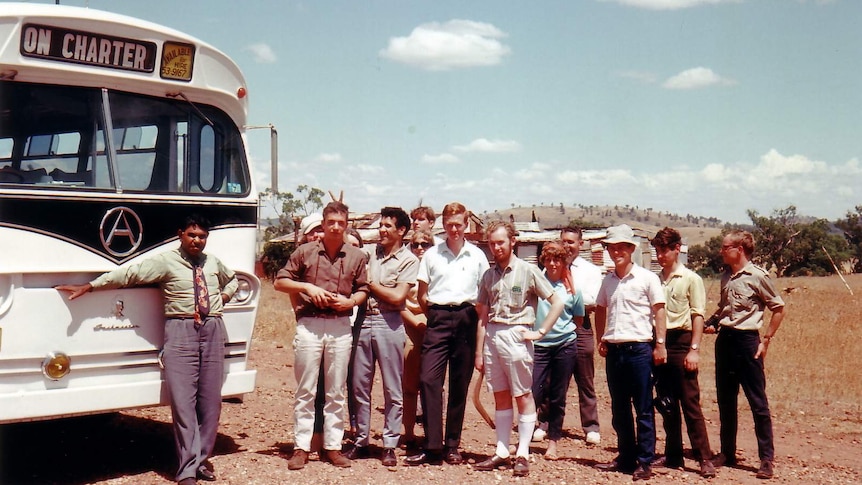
0, 3, 261, 423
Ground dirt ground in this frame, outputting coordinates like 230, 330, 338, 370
2, 339, 860, 485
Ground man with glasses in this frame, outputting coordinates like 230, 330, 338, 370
711, 230, 785, 480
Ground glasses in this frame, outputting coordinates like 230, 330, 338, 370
721, 244, 738, 251
411, 242, 433, 249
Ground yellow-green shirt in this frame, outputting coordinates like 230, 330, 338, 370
90, 248, 238, 318
660, 264, 706, 331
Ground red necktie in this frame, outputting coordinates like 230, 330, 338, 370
193, 263, 210, 325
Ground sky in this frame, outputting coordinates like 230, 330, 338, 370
15, 0, 862, 223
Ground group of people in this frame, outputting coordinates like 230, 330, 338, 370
57, 201, 786, 484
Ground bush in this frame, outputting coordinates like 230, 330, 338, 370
260, 241, 296, 280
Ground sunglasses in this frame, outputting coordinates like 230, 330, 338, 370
411, 242, 433, 249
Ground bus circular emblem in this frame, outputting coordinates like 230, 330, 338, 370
100, 207, 143, 257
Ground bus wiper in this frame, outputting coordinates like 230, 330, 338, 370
166, 91, 214, 127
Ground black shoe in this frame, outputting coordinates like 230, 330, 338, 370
473, 454, 509, 471
632, 463, 653, 481
196, 465, 216, 481
653, 455, 683, 469
444, 447, 463, 465
381, 448, 398, 467
712, 452, 737, 468
756, 460, 774, 479
405, 450, 443, 466
596, 460, 636, 474
344, 445, 369, 461
512, 456, 529, 477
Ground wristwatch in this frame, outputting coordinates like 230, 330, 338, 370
656, 337, 665, 345
690, 343, 699, 351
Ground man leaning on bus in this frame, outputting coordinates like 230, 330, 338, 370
57, 214, 237, 485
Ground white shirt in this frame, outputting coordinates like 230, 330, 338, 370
417, 240, 489, 305
596, 264, 665, 343
570, 255, 603, 307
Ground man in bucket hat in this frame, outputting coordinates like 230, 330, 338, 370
594, 224, 667, 481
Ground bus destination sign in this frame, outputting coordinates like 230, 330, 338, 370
160, 41, 195, 82
20, 23, 156, 73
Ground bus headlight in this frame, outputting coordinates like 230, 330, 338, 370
233, 278, 252, 304
42, 352, 71, 380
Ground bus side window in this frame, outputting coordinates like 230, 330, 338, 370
198, 124, 215, 192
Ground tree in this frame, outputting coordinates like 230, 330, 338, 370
836, 205, 862, 273
747, 206, 802, 276
259, 185, 325, 241
687, 234, 726, 277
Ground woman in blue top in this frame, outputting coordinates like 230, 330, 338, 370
532, 241, 585, 459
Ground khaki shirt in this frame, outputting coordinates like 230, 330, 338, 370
718, 262, 784, 331
90, 248, 237, 318
661, 265, 706, 331
479, 255, 554, 325
367, 244, 419, 313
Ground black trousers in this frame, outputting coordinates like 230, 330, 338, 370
654, 330, 712, 462
418, 304, 477, 451
715, 329, 774, 461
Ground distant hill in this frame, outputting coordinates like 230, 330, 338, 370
479, 203, 724, 246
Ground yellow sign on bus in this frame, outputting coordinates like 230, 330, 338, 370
160, 41, 195, 82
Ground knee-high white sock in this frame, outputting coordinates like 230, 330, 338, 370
517, 412, 537, 458
495, 409, 514, 458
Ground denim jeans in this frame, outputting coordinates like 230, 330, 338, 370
532, 338, 577, 440
605, 342, 656, 468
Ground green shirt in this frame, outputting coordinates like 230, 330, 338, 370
90, 248, 238, 318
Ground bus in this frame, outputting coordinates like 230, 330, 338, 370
0, 3, 264, 423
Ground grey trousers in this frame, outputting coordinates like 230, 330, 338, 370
163, 317, 225, 482
351, 311, 406, 449
574, 318, 601, 434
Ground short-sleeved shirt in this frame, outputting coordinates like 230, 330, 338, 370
596, 264, 666, 343
571, 256, 603, 307
367, 244, 419, 313
718, 262, 784, 331
417, 240, 489, 305
661, 265, 706, 331
90, 248, 237, 318
478, 255, 555, 326
535, 275, 584, 347
276, 240, 369, 319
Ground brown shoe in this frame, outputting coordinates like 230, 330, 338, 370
756, 460, 773, 479
381, 448, 398, 467
444, 447, 463, 465
288, 449, 308, 470
701, 459, 717, 478
473, 454, 509, 471
324, 449, 352, 468
632, 463, 652, 481
513, 456, 529, 477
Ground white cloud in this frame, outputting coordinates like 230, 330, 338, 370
601, 0, 742, 10
662, 67, 736, 89
349, 164, 385, 175
379, 20, 511, 71
422, 153, 460, 164
315, 153, 343, 163
244, 43, 277, 64
453, 138, 522, 153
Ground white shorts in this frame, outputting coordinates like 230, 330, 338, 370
483, 323, 534, 397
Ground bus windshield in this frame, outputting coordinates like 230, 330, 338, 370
0, 81, 250, 196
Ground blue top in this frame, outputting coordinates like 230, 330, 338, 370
534, 274, 584, 347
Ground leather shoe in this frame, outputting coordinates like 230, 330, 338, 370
288, 449, 308, 470
701, 459, 717, 478
513, 456, 529, 477
653, 455, 683, 469
196, 466, 216, 481
756, 460, 774, 479
596, 460, 636, 474
404, 450, 443, 466
344, 445, 369, 461
473, 454, 509, 471
711, 452, 737, 468
444, 447, 463, 465
381, 447, 398, 467
178, 479, 197, 485
632, 463, 653, 481
323, 449, 352, 468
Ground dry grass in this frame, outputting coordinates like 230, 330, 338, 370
251, 274, 862, 434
